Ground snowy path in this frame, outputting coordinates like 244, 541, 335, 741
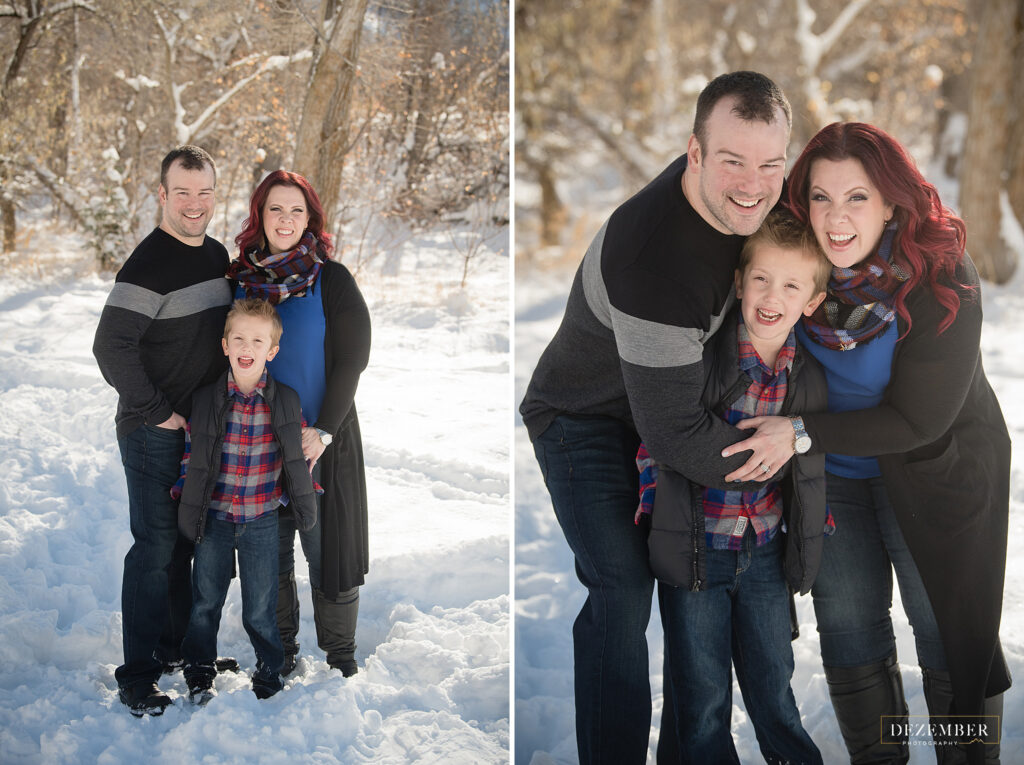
514, 265, 1024, 765
0, 237, 510, 764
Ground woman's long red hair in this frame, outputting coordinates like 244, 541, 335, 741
235, 170, 333, 259
787, 122, 968, 334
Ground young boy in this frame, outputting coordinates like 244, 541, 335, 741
637, 211, 831, 763
172, 298, 317, 702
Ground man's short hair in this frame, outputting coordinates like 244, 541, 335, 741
738, 210, 831, 293
693, 71, 792, 151
224, 298, 283, 345
160, 145, 216, 189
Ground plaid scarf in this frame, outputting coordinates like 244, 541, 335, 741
228, 231, 323, 305
801, 222, 908, 351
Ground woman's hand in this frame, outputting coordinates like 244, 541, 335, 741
721, 416, 795, 483
301, 427, 327, 466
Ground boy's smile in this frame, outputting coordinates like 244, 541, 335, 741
735, 244, 826, 367
222, 314, 280, 394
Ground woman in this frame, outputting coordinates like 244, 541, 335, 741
228, 170, 371, 677
722, 123, 1009, 763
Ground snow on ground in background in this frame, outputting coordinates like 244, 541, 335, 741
514, 260, 1024, 765
0, 223, 511, 764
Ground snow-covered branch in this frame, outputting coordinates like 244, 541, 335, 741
176, 49, 312, 144
795, 0, 871, 127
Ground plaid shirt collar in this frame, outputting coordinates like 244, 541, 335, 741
736, 313, 796, 384
227, 368, 268, 401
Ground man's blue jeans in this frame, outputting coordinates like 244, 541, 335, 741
532, 414, 653, 765
660, 531, 822, 765
182, 510, 283, 688
116, 424, 192, 690
812, 473, 947, 671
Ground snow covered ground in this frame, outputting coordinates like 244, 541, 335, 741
514, 260, 1024, 764
0, 224, 511, 763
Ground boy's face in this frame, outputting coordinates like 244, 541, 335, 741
735, 244, 827, 350
221, 314, 279, 378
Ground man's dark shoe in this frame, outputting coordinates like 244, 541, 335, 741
334, 659, 358, 678
119, 682, 172, 717
186, 674, 215, 706
252, 672, 283, 700
281, 653, 297, 677
215, 656, 240, 674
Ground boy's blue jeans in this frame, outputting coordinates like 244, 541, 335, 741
532, 414, 653, 765
659, 530, 822, 765
182, 510, 284, 690
115, 424, 192, 691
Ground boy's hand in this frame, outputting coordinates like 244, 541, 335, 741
155, 412, 186, 430
301, 426, 327, 466
721, 415, 794, 482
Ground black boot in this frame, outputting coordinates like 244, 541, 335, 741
313, 586, 359, 676
922, 667, 1001, 764
276, 569, 300, 674
824, 652, 909, 764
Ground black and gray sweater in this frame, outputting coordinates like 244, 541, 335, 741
520, 155, 763, 490
93, 228, 232, 438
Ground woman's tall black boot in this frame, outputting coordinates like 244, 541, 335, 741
824, 652, 909, 764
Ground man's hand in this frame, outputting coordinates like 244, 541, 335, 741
301, 426, 327, 467
721, 415, 795, 482
155, 412, 186, 430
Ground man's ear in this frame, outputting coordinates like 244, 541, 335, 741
266, 344, 280, 362
686, 134, 702, 169
158, 184, 167, 206
804, 291, 827, 316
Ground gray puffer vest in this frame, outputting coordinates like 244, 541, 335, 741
177, 371, 317, 542
647, 309, 828, 596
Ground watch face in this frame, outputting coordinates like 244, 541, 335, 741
795, 435, 812, 454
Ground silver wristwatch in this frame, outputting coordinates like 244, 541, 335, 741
316, 428, 333, 447
791, 417, 812, 454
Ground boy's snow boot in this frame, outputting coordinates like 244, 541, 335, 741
313, 586, 359, 676
824, 652, 909, 764
276, 568, 300, 672
922, 667, 1001, 764
119, 681, 172, 717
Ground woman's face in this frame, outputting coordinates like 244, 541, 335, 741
807, 158, 895, 269
262, 184, 310, 255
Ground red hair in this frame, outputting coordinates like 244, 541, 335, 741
786, 122, 969, 334
235, 170, 333, 259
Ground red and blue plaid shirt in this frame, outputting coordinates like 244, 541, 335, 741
637, 316, 794, 550
174, 370, 284, 523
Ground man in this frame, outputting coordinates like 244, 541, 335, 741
519, 71, 793, 763
94, 145, 233, 716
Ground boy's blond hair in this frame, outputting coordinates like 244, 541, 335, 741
738, 210, 831, 293
224, 298, 283, 345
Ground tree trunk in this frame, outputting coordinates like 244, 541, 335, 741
1005, 1, 1024, 226
959, 0, 1019, 284
293, 0, 369, 236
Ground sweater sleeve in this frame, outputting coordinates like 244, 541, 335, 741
315, 262, 371, 434
92, 281, 174, 426
803, 279, 983, 456
607, 271, 761, 491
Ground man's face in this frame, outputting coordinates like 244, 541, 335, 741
687, 96, 789, 236
158, 160, 216, 245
